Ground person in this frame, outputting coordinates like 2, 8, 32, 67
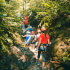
37, 26, 50, 69
35, 29, 41, 50
22, 31, 31, 46
21, 14, 29, 33
30, 31, 36, 50
23, 20, 29, 28
23, 14, 29, 28
37, 29, 41, 41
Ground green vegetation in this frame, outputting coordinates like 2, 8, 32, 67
0, 0, 70, 70
0, 0, 23, 52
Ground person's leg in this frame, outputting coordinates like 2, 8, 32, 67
22, 23, 25, 33
25, 25, 28, 28
29, 41, 33, 50
22, 28, 25, 33
42, 52, 46, 68
42, 62, 45, 68
38, 49, 41, 61
33, 44, 35, 49
29, 44, 32, 50
36, 50, 41, 65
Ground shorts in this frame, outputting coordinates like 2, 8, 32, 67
35, 41, 38, 46
25, 25, 28, 28
30, 41, 36, 44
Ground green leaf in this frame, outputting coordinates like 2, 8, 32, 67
63, 57, 68, 62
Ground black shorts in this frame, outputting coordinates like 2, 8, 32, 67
30, 41, 36, 44
25, 25, 28, 28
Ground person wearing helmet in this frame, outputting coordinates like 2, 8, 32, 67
23, 14, 29, 28
21, 14, 30, 34
35, 29, 41, 50
31, 31, 35, 34
37, 26, 50, 69
29, 31, 36, 51
37, 29, 41, 41
22, 31, 31, 46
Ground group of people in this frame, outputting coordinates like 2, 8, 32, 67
21, 15, 50, 69
22, 26, 36, 50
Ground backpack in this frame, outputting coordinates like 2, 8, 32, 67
31, 35, 35, 41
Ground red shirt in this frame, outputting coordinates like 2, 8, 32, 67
40, 33, 50, 44
23, 20, 29, 25
22, 16, 29, 25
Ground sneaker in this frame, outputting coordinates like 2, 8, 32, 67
36, 62, 40, 65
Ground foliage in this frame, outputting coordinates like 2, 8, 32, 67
28, 0, 59, 27
63, 57, 68, 62
0, 0, 23, 53
0, 0, 70, 69
28, 0, 70, 34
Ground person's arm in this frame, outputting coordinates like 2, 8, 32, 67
37, 38, 41, 48
47, 34, 50, 45
47, 39, 50, 44
21, 20, 25, 25
22, 35, 27, 37
23, 29, 27, 33
21, 20, 24, 25
21, 22, 23, 25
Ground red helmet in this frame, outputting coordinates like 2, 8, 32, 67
41, 27, 46, 31
37, 29, 41, 32
31, 31, 35, 34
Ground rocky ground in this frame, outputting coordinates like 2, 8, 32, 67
0, 32, 70, 70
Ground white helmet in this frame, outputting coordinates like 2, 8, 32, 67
26, 31, 31, 34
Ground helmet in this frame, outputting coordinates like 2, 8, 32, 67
37, 29, 41, 33
26, 31, 31, 34
31, 31, 35, 34
41, 27, 46, 31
